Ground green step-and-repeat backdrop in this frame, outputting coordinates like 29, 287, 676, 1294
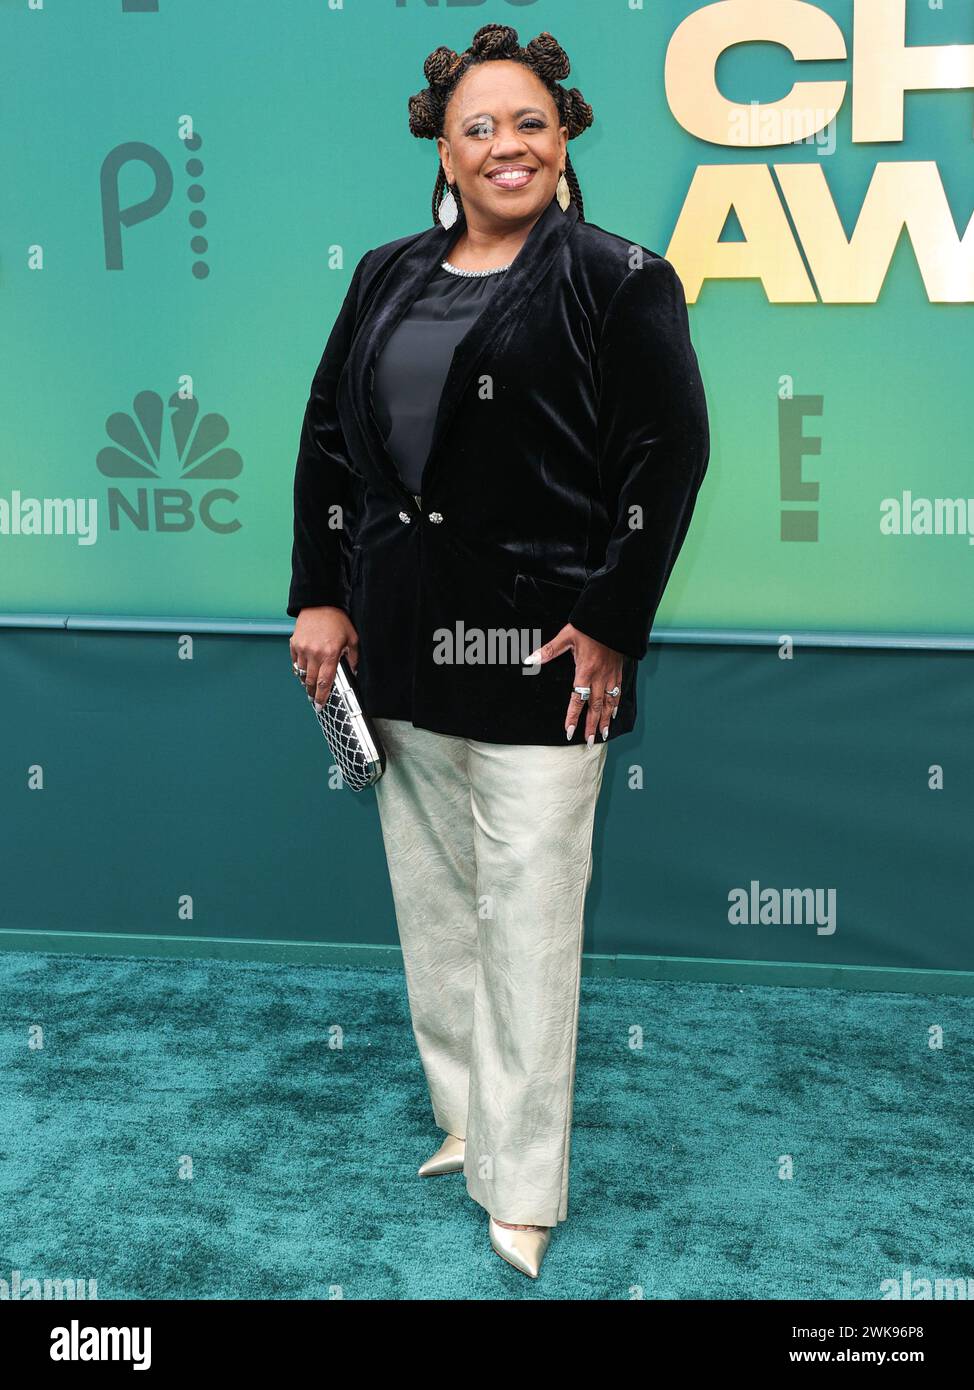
2, 1, 972, 979
3, 0, 973, 635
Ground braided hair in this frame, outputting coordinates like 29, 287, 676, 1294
407, 23, 594, 225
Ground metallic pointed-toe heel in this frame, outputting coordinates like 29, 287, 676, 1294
417, 1133, 465, 1178
488, 1217, 552, 1279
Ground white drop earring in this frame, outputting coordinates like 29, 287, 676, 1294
438, 181, 459, 229
556, 170, 571, 212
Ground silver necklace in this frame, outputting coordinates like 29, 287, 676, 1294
440, 259, 511, 278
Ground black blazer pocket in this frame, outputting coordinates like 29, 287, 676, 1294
513, 572, 585, 619
513, 572, 587, 651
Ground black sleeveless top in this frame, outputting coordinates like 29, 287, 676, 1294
372, 262, 510, 495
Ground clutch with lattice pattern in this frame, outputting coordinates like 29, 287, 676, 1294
306, 654, 386, 791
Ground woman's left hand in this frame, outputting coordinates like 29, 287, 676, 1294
525, 625, 624, 744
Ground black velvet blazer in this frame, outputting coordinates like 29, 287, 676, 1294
288, 194, 710, 746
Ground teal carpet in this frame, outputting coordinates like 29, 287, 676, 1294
0, 949, 970, 1300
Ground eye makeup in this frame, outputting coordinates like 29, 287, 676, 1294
465, 117, 547, 139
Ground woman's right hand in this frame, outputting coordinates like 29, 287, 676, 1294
290, 606, 360, 706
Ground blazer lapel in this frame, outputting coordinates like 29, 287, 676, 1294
343, 196, 579, 501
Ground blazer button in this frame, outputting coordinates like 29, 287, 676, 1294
398, 511, 412, 524
428, 511, 444, 524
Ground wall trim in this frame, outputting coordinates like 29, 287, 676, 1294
1, 930, 971, 996
1, 613, 973, 651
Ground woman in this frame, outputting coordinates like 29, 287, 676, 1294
288, 23, 709, 1279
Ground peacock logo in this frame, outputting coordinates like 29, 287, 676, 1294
97, 389, 243, 534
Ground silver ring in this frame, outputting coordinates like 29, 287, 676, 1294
606, 686, 621, 699
572, 686, 591, 700
294, 664, 307, 678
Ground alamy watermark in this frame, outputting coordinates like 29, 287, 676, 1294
1, 1268, 98, 1299
881, 1269, 974, 1300
0, 492, 98, 545
880, 492, 974, 544
728, 880, 837, 936
432, 623, 543, 674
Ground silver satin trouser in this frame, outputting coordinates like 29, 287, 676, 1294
373, 717, 608, 1227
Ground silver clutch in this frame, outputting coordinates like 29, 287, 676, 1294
306, 654, 386, 791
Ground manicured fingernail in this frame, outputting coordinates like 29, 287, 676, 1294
586, 733, 594, 748
601, 726, 609, 740
612, 706, 618, 719
566, 725, 575, 741
523, 651, 541, 665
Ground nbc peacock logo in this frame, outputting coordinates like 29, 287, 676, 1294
97, 389, 242, 533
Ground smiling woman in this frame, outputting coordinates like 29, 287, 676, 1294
287, 21, 710, 1281
408, 26, 592, 269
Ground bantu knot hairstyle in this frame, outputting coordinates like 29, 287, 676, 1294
407, 23, 594, 225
